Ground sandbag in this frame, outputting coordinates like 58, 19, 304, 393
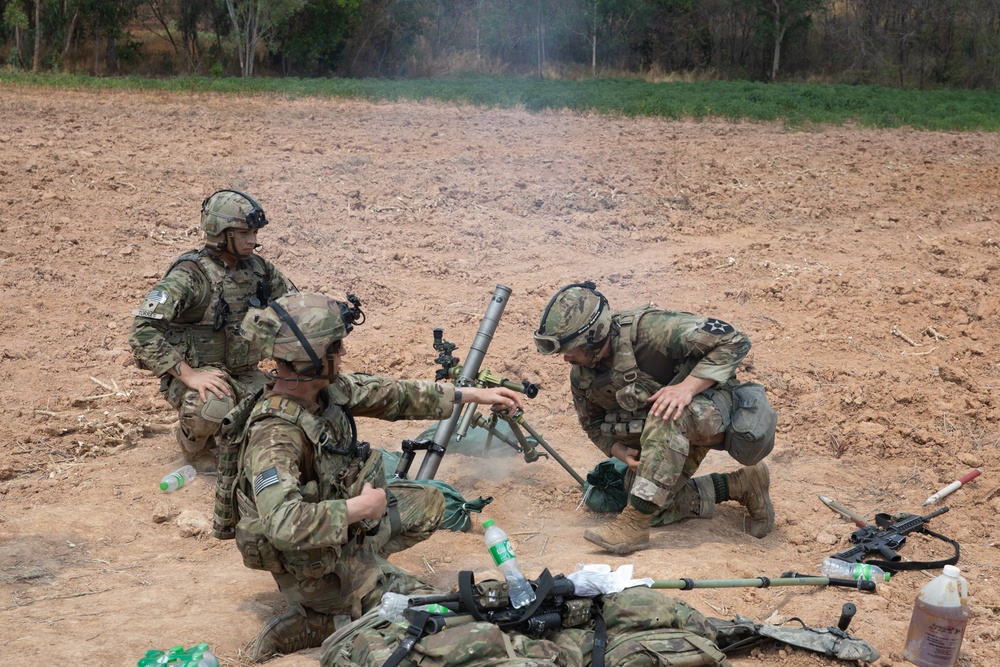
582, 458, 630, 513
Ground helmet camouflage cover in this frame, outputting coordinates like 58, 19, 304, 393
200, 189, 269, 236
241, 292, 346, 365
534, 282, 612, 355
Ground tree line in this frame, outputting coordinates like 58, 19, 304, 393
3, 0, 999, 88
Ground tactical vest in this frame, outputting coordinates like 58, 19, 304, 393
231, 391, 374, 580
577, 306, 694, 444
163, 250, 270, 373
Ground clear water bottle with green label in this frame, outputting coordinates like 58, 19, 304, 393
160, 465, 197, 492
377, 592, 452, 623
137, 643, 218, 666
820, 557, 891, 582
483, 519, 535, 608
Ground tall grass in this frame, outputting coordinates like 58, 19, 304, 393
3, 70, 999, 130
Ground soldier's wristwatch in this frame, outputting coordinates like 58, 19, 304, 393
454, 390, 463, 404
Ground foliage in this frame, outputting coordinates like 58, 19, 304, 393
4, 71, 999, 130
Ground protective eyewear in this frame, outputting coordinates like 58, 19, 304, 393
533, 331, 563, 355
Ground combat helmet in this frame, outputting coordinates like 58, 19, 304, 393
200, 189, 269, 236
242, 292, 364, 377
534, 281, 612, 355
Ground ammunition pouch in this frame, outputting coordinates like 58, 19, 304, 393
599, 410, 648, 444
708, 382, 776, 466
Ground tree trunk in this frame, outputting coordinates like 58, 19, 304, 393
591, 0, 597, 78
62, 9, 79, 61
32, 0, 41, 71
770, 0, 782, 80
14, 26, 23, 66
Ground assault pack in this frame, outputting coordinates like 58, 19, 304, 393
319, 570, 879, 667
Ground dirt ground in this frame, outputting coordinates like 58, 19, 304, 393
1, 83, 999, 667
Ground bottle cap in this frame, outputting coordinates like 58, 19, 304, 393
943, 564, 961, 577
482, 519, 495, 529
160, 481, 170, 491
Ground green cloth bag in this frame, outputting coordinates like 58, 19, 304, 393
582, 457, 629, 512
380, 449, 492, 532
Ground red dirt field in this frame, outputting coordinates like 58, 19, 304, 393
1, 83, 999, 666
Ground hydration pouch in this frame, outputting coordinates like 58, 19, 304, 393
719, 382, 777, 466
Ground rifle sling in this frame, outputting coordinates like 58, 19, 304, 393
382, 610, 431, 667
591, 595, 607, 667
867, 527, 960, 572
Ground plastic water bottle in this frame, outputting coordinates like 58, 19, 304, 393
483, 519, 536, 608
160, 465, 197, 492
377, 592, 451, 623
904, 565, 970, 667
821, 557, 891, 583
137, 643, 218, 666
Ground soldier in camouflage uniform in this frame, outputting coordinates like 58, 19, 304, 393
235, 292, 524, 662
533, 282, 774, 554
128, 190, 296, 465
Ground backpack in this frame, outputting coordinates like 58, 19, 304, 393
320, 584, 730, 667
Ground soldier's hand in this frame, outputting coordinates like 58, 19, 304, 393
611, 443, 641, 471
647, 375, 714, 421
346, 482, 388, 523
462, 387, 524, 410
178, 365, 233, 403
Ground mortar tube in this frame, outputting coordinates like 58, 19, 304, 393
415, 284, 511, 480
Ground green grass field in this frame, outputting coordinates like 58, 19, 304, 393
4, 70, 999, 130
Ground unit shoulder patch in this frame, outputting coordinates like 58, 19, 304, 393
701, 318, 735, 335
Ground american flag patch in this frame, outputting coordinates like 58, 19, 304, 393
253, 467, 280, 497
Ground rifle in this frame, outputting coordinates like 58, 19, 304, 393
830, 505, 959, 572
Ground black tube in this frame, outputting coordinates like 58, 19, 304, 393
838, 603, 857, 631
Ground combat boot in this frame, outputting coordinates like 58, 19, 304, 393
724, 462, 774, 538
251, 605, 336, 662
583, 504, 651, 554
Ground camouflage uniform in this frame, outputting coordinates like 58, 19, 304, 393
234, 373, 453, 620
128, 249, 295, 458
570, 307, 751, 524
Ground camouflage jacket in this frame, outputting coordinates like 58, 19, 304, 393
128, 248, 295, 377
234, 374, 456, 600
571, 307, 751, 456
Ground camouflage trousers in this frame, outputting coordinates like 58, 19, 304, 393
628, 393, 729, 526
273, 484, 445, 619
164, 367, 267, 456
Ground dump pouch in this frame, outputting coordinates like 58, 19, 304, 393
233, 488, 286, 573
